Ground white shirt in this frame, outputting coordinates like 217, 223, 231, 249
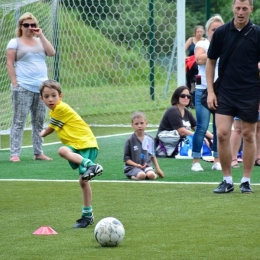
6, 38, 48, 93
195, 39, 219, 90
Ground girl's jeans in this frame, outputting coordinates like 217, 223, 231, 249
192, 88, 218, 159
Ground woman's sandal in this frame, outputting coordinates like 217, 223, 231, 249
254, 158, 260, 166
10, 155, 21, 162
34, 154, 53, 161
231, 159, 240, 168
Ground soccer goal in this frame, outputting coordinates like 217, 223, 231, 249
0, 0, 185, 147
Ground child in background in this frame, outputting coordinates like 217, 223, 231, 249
39, 79, 103, 228
123, 111, 164, 180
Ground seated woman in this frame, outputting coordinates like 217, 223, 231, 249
155, 86, 212, 157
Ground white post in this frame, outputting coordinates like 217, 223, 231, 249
177, 0, 186, 87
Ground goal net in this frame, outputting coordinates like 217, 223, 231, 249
0, 0, 181, 140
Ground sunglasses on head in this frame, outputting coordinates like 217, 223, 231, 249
22, 23, 37, 28
179, 94, 191, 99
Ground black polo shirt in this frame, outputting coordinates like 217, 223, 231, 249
208, 19, 260, 99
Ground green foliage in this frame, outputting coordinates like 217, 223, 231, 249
62, 0, 177, 56
210, 0, 233, 23
63, 0, 260, 54
185, 8, 205, 39
57, 8, 155, 88
251, 8, 260, 25
62, 0, 120, 27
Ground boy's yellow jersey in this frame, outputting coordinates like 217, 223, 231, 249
49, 100, 98, 150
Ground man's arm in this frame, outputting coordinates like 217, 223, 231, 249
206, 58, 217, 111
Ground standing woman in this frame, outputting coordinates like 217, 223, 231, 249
185, 25, 205, 105
185, 25, 205, 57
191, 15, 224, 171
6, 12, 55, 162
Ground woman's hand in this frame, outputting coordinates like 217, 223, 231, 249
30, 27, 42, 36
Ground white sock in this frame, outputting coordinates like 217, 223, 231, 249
224, 176, 233, 184
241, 177, 250, 184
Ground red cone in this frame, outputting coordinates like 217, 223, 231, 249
33, 226, 58, 235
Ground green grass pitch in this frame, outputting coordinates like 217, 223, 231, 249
1, 132, 260, 259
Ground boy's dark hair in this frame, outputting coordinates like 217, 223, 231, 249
170, 86, 191, 106
39, 79, 62, 96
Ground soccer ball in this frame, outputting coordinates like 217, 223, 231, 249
94, 217, 125, 247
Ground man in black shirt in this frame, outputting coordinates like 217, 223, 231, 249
206, 0, 260, 194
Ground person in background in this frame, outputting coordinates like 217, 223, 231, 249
123, 111, 164, 180
231, 115, 260, 167
230, 118, 243, 168
155, 86, 213, 157
255, 62, 260, 166
206, 0, 260, 194
39, 79, 103, 228
6, 12, 55, 162
156, 86, 196, 138
185, 25, 205, 101
255, 119, 260, 166
185, 25, 205, 57
191, 15, 224, 172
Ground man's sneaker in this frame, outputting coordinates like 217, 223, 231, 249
240, 181, 253, 193
213, 180, 234, 193
212, 162, 222, 171
73, 215, 94, 228
82, 164, 103, 182
191, 162, 204, 172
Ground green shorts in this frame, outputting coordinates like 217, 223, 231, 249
67, 146, 98, 174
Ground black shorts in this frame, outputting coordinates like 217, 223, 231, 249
216, 93, 259, 123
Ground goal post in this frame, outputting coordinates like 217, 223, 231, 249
0, 0, 185, 148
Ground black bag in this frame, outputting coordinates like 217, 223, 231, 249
201, 78, 221, 113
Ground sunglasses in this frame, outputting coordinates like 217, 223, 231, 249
22, 23, 37, 28
179, 94, 191, 99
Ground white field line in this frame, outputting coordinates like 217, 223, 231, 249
2, 129, 258, 186
0, 179, 260, 186
0, 130, 157, 151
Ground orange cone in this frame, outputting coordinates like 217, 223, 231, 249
33, 226, 58, 235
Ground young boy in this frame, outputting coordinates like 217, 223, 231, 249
123, 111, 164, 180
39, 79, 103, 228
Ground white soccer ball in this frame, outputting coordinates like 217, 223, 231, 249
94, 217, 125, 247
